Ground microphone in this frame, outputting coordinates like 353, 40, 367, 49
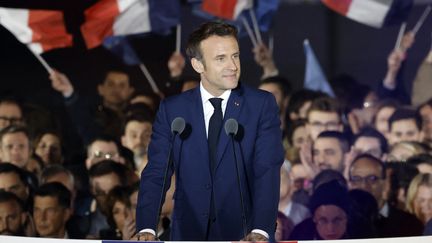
155, 117, 185, 237
171, 117, 186, 135
224, 118, 247, 239
224, 118, 238, 136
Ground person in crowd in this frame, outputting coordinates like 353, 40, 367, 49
275, 212, 294, 241
286, 119, 308, 150
305, 97, 344, 141
0, 125, 32, 170
300, 131, 350, 179
49, 69, 135, 145
135, 22, 283, 241
386, 162, 419, 210
85, 160, 128, 238
0, 163, 32, 205
0, 191, 27, 236
121, 113, 153, 175
100, 186, 134, 240
417, 98, 432, 147
33, 182, 72, 238
259, 76, 292, 130
33, 130, 63, 166
85, 135, 126, 170
279, 168, 310, 226
348, 154, 423, 237
40, 165, 76, 207
387, 108, 423, 145
372, 99, 399, 139
290, 180, 352, 240
286, 90, 326, 123
406, 173, 432, 224
352, 127, 388, 160
387, 141, 429, 162
0, 98, 24, 131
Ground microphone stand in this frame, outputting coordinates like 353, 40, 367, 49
154, 131, 178, 238
229, 133, 248, 239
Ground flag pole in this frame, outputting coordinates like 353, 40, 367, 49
241, 16, 258, 47
412, 5, 431, 35
139, 63, 160, 94
249, 9, 262, 44
394, 22, 406, 50
27, 46, 54, 75
176, 24, 181, 53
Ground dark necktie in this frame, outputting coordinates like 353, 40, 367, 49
208, 98, 223, 176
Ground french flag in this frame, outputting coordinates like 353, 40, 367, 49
321, 0, 413, 28
201, 0, 253, 20
0, 8, 72, 54
81, 0, 180, 49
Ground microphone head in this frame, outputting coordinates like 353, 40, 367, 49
171, 117, 186, 135
224, 118, 238, 136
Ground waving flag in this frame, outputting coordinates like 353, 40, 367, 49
195, 0, 279, 33
81, 0, 180, 49
0, 8, 72, 54
303, 39, 335, 97
321, 0, 413, 28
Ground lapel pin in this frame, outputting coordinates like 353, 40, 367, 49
234, 101, 240, 106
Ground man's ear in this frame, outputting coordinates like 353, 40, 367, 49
191, 58, 204, 73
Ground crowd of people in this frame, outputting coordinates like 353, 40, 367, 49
0, 20, 432, 241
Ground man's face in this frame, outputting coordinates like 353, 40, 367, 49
35, 133, 62, 165
0, 103, 23, 130
307, 111, 342, 140
86, 141, 121, 169
90, 173, 121, 213
374, 106, 395, 138
0, 173, 28, 201
349, 158, 384, 207
313, 137, 345, 173
121, 121, 152, 156
292, 125, 308, 149
259, 83, 284, 112
192, 35, 240, 96
98, 71, 133, 106
0, 132, 31, 168
389, 119, 422, 145
419, 105, 432, 141
0, 201, 25, 235
33, 196, 70, 238
353, 136, 383, 159
313, 205, 347, 240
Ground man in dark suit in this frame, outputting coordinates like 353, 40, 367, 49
134, 22, 284, 241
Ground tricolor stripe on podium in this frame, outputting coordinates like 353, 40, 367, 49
0, 8, 72, 53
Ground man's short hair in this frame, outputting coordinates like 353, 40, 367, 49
316, 131, 350, 153
0, 190, 24, 211
349, 153, 386, 179
388, 108, 422, 131
306, 97, 342, 120
122, 112, 154, 135
40, 165, 74, 186
354, 127, 388, 154
34, 182, 71, 209
186, 21, 238, 61
86, 135, 120, 155
88, 160, 127, 186
0, 163, 30, 188
0, 125, 30, 145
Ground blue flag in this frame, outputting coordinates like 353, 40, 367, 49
303, 39, 335, 97
103, 36, 141, 66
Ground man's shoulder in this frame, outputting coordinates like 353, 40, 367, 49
236, 83, 273, 100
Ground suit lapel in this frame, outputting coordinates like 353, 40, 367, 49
215, 85, 244, 171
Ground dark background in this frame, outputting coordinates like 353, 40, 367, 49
1, 0, 431, 106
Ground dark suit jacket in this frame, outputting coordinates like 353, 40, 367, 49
136, 83, 284, 240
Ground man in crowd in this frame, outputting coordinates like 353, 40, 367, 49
0, 125, 32, 169
0, 99, 24, 131
306, 97, 343, 141
387, 108, 423, 145
0, 191, 27, 236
